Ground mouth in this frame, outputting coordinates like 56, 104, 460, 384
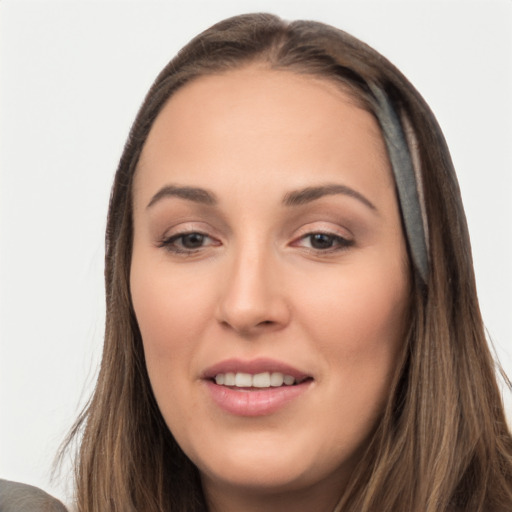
202, 358, 314, 416
212, 371, 311, 389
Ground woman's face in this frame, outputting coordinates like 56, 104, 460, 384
131, 66, 410, 507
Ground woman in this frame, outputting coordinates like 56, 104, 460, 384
64, 12, 512, 512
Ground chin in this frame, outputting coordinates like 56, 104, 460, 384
189, 431, 351, 497
200, 459, 316, 495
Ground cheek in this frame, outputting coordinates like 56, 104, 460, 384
300, 264, 406, 337
294, 256, 408, 393
129, 256, 218, 421
299, 267, 408, 455
131, 256, 214, 351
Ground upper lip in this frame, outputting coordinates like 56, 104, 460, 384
201, 358, 311, 380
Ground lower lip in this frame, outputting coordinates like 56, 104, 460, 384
204, 380, 312, 416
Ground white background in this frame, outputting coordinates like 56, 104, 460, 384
1, 0, 511, 506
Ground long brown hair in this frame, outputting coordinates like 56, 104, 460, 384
65, 13, 512, 511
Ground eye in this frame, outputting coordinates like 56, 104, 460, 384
159, 231, 219, 254
178, 232, 208, 249
295, 232, 353, 252
308, 233, 338, 250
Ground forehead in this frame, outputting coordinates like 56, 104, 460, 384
134, 66, 391, 202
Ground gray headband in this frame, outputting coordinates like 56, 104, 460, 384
368, 84, 429, 285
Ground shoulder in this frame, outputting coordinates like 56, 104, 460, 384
0, 479, 68, 512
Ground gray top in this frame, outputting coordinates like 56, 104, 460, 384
0, 479, 67, 512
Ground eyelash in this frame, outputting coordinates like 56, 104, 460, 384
294, 232, 354, 253
159, 230, 353, 256
159, 232, 218, 254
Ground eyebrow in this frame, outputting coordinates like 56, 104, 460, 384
146, 185, 217, 208
282, 184, 377, 212
146, 183, 377, 212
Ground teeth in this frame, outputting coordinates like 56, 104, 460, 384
224, 373, 235, 386
235, 372, 252, 387
253, 372, 270, 388
283, 374, 295, 386
214, 371, 297, 388
269, 372, 284, 386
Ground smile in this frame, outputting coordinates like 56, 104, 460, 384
214, 372, 303, 388
203, 359, 313, 416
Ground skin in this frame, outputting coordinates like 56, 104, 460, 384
130, 65, 410, 512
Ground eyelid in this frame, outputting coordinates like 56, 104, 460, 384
288, 222, 354, 253
156, 221, 223, 254
158, 231, 222, 256
292, 232, 353, 251
158, 221, 219, 239
290, 221, 353, 241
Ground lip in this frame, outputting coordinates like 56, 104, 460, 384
202, 358, 313, 417
201, 357, 310, 380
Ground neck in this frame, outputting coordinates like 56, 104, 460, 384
202, 474, 346, 512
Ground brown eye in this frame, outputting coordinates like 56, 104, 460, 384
180, 233, 207, 249
309, 233, 336, 249
293, 232, 354, 253
160, 231, 219, 254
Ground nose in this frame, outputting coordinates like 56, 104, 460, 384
215, 245, 290, 336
